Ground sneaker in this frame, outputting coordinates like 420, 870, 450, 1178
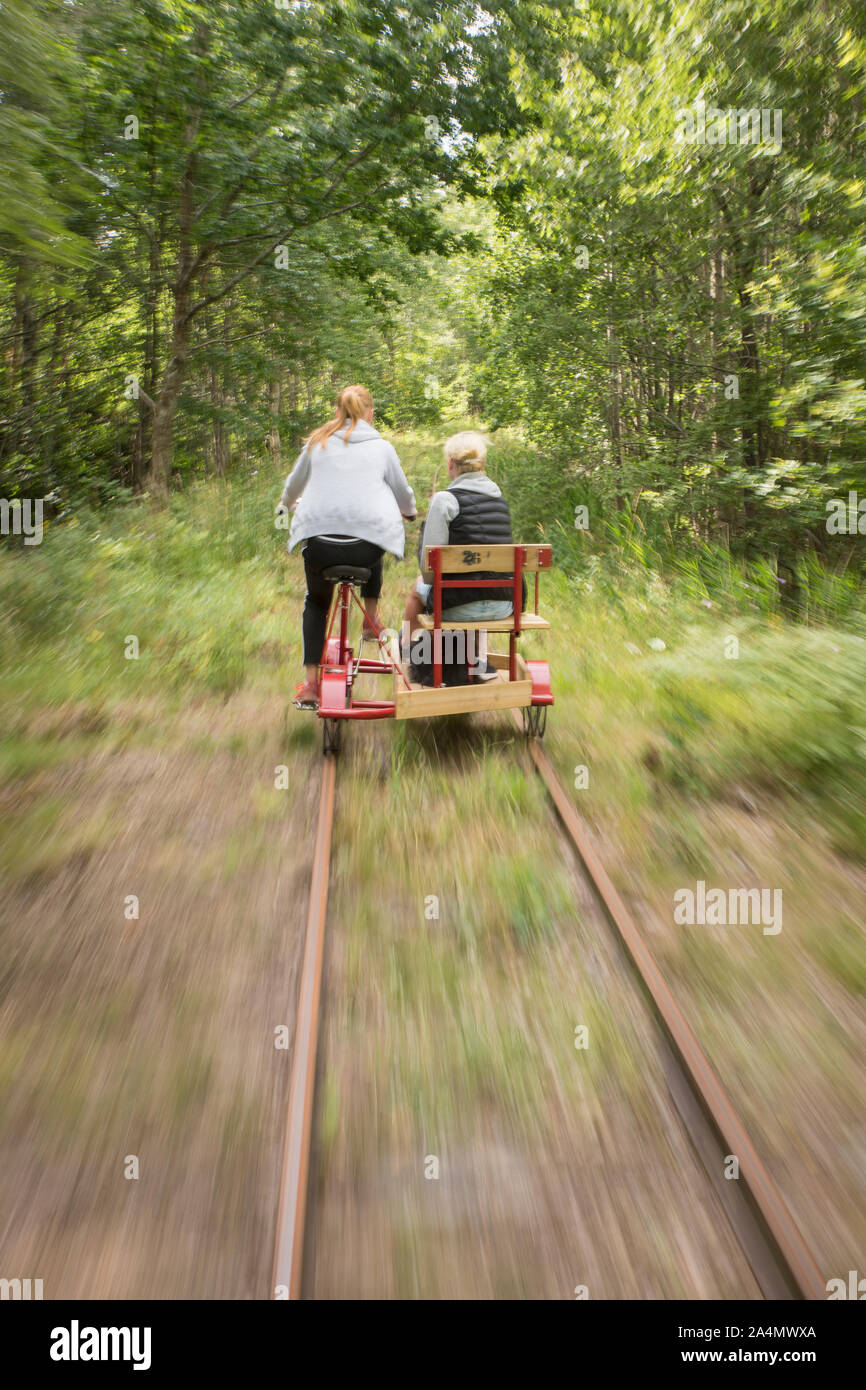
472, 661, 500, 683
294, 679, 320, 710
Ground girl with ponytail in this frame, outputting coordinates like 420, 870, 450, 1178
305, 383, 373, 451
276, 385, 417, 708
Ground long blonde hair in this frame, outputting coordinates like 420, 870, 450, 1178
306, 384, 373, 451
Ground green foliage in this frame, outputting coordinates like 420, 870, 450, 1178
0, 0, 91, 266
466, 0, 866, 565
3, 0, 866, 588
0, 467, 289, 714
0, 0, 529, 499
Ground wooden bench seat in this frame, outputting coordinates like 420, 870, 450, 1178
416, 611, 551, 632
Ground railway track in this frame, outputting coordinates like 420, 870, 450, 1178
272, 753, 335, 1300
271, 718, 827, 1302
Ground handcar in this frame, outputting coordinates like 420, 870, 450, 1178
309, 542, 554, 753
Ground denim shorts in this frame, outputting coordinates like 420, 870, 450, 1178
414, 576, 513, 622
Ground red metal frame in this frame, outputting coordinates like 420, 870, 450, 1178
318, 581, 400, 721
526, 659, 554, 706
313, 546, 554, 722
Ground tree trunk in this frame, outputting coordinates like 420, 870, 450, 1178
147, 23, 209, 501
267, 370, 283, 470
605, 233, 622, 496
150, 273, 192, 499
137, 229, 162, 492
736, 278, 761, 472
42, 303, 65, 477
14, 259, 38, 466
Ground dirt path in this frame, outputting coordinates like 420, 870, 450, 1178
0, 693, 315, 1298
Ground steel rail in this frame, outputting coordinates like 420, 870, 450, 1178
517, 715, 826, 1301
272, 753, 336, 1300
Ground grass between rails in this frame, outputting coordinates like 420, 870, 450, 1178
315, 719, 758, 1297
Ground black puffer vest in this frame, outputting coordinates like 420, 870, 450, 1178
439, 486, 517, 611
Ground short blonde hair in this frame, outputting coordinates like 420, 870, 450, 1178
444, 430, 488, 474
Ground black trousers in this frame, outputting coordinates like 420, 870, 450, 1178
301, 535, 384, 665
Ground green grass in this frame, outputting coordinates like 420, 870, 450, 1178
807, 916, 866, 998
0, 469, 295, 722
538, 566, 866, 864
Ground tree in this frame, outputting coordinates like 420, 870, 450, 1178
71, 0, 525, 497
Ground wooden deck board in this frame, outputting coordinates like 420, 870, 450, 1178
393, 660, 532, 720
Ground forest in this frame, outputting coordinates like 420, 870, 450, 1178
3, 0, 866, 588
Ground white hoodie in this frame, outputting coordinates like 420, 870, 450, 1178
280, 421, 416, 558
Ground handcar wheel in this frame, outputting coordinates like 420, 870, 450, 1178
322, 718, 342, 755
523, 705, 548, 740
